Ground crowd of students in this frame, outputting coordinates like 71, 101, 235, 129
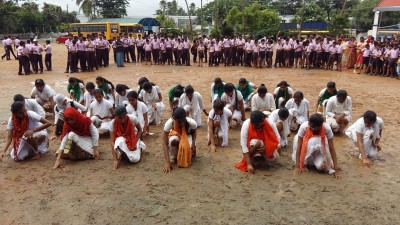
0, 76, 384, 178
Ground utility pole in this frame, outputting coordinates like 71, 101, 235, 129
241, 0, 245, 35
298, 0, 305, 40
184, 0, 193, 40
214, 0, 218, 33
201, 0, 203, 34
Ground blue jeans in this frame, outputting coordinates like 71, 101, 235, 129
116, 52, 124, 67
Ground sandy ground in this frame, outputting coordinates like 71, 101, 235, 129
0, 43, 400, 225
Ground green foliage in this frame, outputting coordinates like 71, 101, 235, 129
294, 2, 327, 23
97, 0, 129, 18
328, 13, 350, 37
226, 3, 280, 36
0, 0, 19, 33
156, 13, 178, 29
155, 0, 187, 16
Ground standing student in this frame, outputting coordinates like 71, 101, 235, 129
53, 108, 100, 169
66, 40, 78, 73
136, 34, 144, 62
293, 113, 340, 178
166, 36, 173, 65
235, 111, 280, 174
138, 82, 165, 125
208, 41, 215, 67
90, 89, 115, 135
178, 85, 208, 127
85, 36, 96, 72
31, 40, 43, 74
31, 79, 56, 115
273, 81, 293, 109
128, 33, 136, 63
294, 40, 303, 68
316, 81, 337, 114
110, 106, 145, 170
162, 107, 197, 174
358, 44, 370, 74
198, 41, 205, 67
151, 36, 160, 65
44, 40, 52, 71
16, 41, 30, 75
345, 110, 383, 167
183, 37, 191, 66
325, 90, 352, 133
144, 39, 152, 65
1, 102, 51, 162
251, 85, 276, 115
77, 37, 87, 72
285, 91, 310, 131
220, 83, 246, 127
67, 77, 85, 103
207, 99, 232, 152
115, 37, 124, 67
126, 91, 149, 139
336, 39, 344, 72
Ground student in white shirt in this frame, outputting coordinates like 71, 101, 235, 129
346, 110, 382, 167
293, 113, 340, 178
30, 79, 56, 116
251, 85, 276, 115
90, 89, 115, 135
325, 90, 352, 134
82, 82, 95, 116
162, 108, 198, 173
13, 94, 45, 117
207, 99, 232, 152
126, 91, 149, 139
115, 84, 132, 107
95, 76, 115, 105
358, 44, 370, 74
285, 91, 310, 131
269, 108, 292, 147
178, 85, 208, 127
220, 83, 246, 126
139, 82, 165, 125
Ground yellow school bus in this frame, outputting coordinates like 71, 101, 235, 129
69, 22, 120, 41
119, 23, 145, 38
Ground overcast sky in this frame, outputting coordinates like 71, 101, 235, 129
33, 0, 206, 18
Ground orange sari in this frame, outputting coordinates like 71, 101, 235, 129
235, 120, 279, 172
299, 126, 327, 170
169, 122, 191, 168
113, 116, 137, 150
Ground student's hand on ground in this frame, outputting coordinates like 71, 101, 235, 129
293, 167, 308, 175
24, 130, 35, 138
93, 149, 101, 160
112, 159, 119, 170
53, 158, 63, 169
362, 158, 371, 167
163, 162, 172, 174
332, 171, 341, 179
247, 165, 255, 174
0, 152, 4, 162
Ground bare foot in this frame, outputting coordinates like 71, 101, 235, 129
209, 145, 217, 152
31, 153, 41, 160
112, 159, 120, 170
53, 158, 64, 169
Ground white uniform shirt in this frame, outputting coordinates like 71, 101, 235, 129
240, 118, 280, 153
163, 117, 197, 132
325, 96, 352, 118
90, 99, 113, 119
31, 84, 56, 102
251, 93, 276, 112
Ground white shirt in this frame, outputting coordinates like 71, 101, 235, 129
285, 98, 310, 119
346, 117, 380, 139
139, 86, 162, 106
297, 121, 334, 139
115, 89, 132, 107
251, 93, 276, 112
45, 44, 52, 54
273, 87, 294, 96
163, 117, 197, 132
83, 92, 94, 112
178, 92, 205, 112
240, 118, 280, 154
31, 84, 56, 102
24, 99, 45, 117
7, 111, 42, 131
325, 96, 352, 118
90, 99, 113, 119
126, 101, 148, 128
221, 91, 244, 110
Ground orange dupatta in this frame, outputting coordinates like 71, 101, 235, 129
169, 121, 191, 168
299, 125, 326, 170
113, 116, 137, 150
235, 120, 280, 172
11, 114, 29, 158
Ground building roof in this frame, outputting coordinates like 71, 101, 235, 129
374, 0, 400, 11
88, 18, 142, 23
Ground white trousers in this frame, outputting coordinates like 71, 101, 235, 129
10, 130, 48, 160
147, 102, 165, 125
183, 105, 201, 127
346, 129, 378, 160
114, 137, 146, 163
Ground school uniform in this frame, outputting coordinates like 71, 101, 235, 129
76, 41, 87, 71
208, 44, 215, 66
86, 40, 96, 71
17, 45, 30, 75
151, 39, 160, 64
165, 38, 173, 65
136, 38, 144, 62
144, 42, 152, 63
223, 38, 231, 66
237, 39, 245, 66
128, 37, 136, 62
183, 40, 191, 66
31, 44, 43, 73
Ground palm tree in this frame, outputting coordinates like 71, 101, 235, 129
76, 0, 93, 18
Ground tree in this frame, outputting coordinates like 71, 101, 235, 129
294, 1, 327, 22
97, 0, 129, 18
189, 3, 196, 16
156, 13, 177, 28
17, 2, 43, 33
328, 13, 349, 37
42, 3, 62, 31
0, 0, 19, 33
76, 0, 93, 18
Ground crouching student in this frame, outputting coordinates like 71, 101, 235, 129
235, 111, 280, 174
325, 90, 352, 134
90, 89, 115, 135
53, 108, 100, 169
110, 106, 146, 170
285, 91, 310, 131
345, 110, 383, 167
269, 108, 291, 147
221, 83, 246, 127
1, 102, 51, 162
126, 91, 149, 139
162, 107, 197, 174
178, 85, 208, 127
293, 113, 340, 178
207, 99, 232, 152
316, 81, 337, 114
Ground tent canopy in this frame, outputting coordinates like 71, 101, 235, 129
374, 0, 400, 11
138, 18, 160, 27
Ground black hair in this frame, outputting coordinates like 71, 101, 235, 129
93, 88, 104, 96
85, 82, 95, 90
11, 101, 24, 114
96, 76, 114, 89
278, 108, 289, 120
327, 82, 336, 88
127, 90, 138, 99
363, 110, 377, 122
293, 91, 304, 99
257, 85, 267, 94
173, 107, 186, 120
277, 81, 289, 87
223, 83, 235, 93
250, 111, 266, 124
337, 90, 348, 98
185, 85, 194, 94
45, 40, 50, 44
213, 98, 225, 111
138, 77, 149, 86
35, 79, 45, 87
143, 82, 153, 91
13, 94, 26, 102
309, 113, 324, 127
173, 85, 184, 98
115, 84, 130, 93
68, 77, 84, 85
239, 78, 247, 84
